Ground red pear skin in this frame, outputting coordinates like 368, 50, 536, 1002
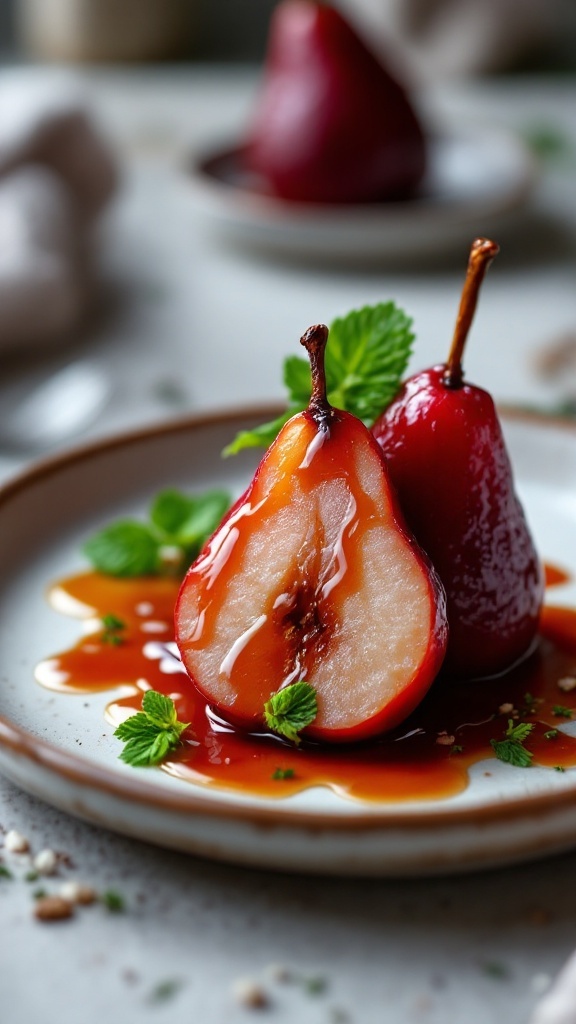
245, 0, 426, 204
176, 326, 447, 744
373, 240, 544, 679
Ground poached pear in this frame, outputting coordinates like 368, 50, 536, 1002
176, 324, 447, 743
245, 0, 426, 204
373, 239, 544, 679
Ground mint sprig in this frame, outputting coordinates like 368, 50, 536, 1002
114, 690, 190, 767
83, 488, 231, 577
490, 719, 534, 768
224, 301, 413, 455
264, 681, 318, 745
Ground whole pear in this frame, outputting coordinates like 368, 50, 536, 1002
373, 239, 544, 679
245, 0, 426, 204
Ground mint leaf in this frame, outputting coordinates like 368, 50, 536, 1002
83, 521, 160, 577
325, 302, 414, 422
150, 489, 230, 552
264, 681, 318, 745
150, 489, 195, 536
114, 690, 190, 767
283, 356, 312, 405
175, 491, 231, 550
490, 719, 534, 768
84, 487, 232, 577
225, 301, 413, 455
223, 410, 296, 457
504, 721, 533, 744
141, 689, 179, 729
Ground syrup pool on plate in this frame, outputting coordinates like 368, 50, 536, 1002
35, 566, 576, 802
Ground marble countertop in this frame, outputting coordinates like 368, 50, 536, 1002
1, 65, 576, 1024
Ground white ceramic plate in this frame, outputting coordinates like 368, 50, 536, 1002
1, 407, 576, 877
187, 121, 537, 263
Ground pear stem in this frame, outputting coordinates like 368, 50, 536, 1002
443, 238, 500, 389
300, 323, 333, 429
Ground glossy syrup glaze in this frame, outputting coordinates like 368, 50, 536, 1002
34, 566, 576, 802
175, 410, 447, 742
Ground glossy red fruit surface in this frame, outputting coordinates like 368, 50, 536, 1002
245, 0, 426, 204
373, 242, 544, 679
176, 326, 447, 743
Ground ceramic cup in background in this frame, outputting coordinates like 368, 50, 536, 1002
16, 0, 196, 62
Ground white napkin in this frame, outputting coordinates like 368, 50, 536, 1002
0, 80, 117, 354
0, 166, 89, 350
0, 80, 117, 218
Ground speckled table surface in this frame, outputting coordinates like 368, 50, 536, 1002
1, 66, 576, 1024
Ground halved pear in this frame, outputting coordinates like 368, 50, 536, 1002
175, 326, 447, 743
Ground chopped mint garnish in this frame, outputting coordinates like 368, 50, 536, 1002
552, 705, 573, 719
264, 682, 318, 745
147, 979, 183, 1004
303, 975, 328, 996
482, 960, 510, 980
523, 124, 574, 164
101, 889, 126, 912
114, 690, 190, 767
100, 613, 127, 646
490, 719, 534, 768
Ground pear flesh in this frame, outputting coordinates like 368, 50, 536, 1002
176, 358, 447, 743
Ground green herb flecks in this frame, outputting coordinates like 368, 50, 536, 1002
114, 691, 190, 767
83, 488, 230, 578
272, 767, 296, 781
552, 705, 574, 719
101, 889, 126, 912
224, 302, 414, 455
523, 124, 574, 165
490, 719, 534, 768
100, 614, 127, 646
264, 682, 318, 746
522, 692, 543, 715
303, 975, 328, 996
147, 978, 183, 1004
481, 960, 510, 980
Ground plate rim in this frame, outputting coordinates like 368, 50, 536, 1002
1, 403, 576, 835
